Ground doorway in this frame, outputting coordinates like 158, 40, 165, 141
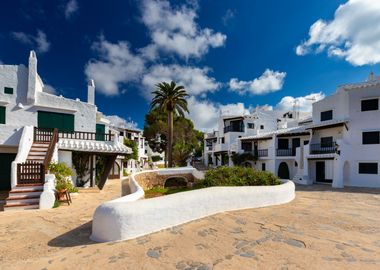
0, 153, 16, 190
278, 162, 290, 179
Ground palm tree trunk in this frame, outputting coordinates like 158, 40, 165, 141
168, 110, 174, 167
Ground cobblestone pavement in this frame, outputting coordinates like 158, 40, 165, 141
0, 180, 379, 270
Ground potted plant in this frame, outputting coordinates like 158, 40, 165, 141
49, 162, 75, 200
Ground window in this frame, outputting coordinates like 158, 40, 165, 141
303, 140, 309, 145
278, 139, 289, 149
359, 163, 378, 174
321, 110, 333, 121
247, 123, 255, 129
241, 142, 252, 152
260, 125, 264, 129
37, 111, 74, 132
321, 136, 333, 147
0, 106, 5, 124
262, 163, 266, 171
361, 98, 379, 112
120, 131, 124, 136
362, 131, 380, 144
220, 137, 225, 144
4, 87, 13, 94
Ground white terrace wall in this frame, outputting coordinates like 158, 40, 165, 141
91, 167, 295, 242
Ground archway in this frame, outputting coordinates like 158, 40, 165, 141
109, 161, 121, 179
278, 162, 290, 179
343, 161, 350, 186
164, 177, 188, 188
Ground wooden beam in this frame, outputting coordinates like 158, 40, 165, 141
97, 155, 117, 190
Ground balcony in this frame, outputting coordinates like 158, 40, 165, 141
309, 142, 337, 154
243, 149, 268, 158
214, 143, 228, 152
276, 148, 296, 157
224, 125, 244, 133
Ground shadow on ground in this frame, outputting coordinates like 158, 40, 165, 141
48, 221, 97, 247
296, 184, 380, 194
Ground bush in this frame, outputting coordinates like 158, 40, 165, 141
203, 166, 281, 187
49, 162, 75, 192
151, 155, 161, 162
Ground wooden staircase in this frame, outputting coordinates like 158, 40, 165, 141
3, 128, 58, 211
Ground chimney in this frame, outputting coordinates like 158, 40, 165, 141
87, 79, 95, 105
27, 50, 37, 104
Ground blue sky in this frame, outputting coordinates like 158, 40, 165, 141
1, 0, 379, 131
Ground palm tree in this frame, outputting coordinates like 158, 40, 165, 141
150, 81, 189, 167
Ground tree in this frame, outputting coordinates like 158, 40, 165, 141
143, 108, 203, 167
150, 81, 189, 167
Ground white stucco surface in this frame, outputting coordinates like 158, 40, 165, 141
39, 174, 56, 209
91, 168, 295, 242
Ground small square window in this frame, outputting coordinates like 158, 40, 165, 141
362, 131, 380, 145
4, 87, 13, 95
321, 110, 333, 121
361, 99, 378, 112
247, 123, 255, 129
260, 125, 264, 129
358, 163, 378, 174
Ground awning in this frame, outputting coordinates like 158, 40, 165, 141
57, 139, 132, 155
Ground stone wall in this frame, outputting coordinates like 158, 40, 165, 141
134, 172, 195, 190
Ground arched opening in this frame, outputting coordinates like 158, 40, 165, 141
109, 161, 120, 179
164, 177, 188, 189
242, 161, 253, 168
343, 161, 350, 186
278, 162, 290, 179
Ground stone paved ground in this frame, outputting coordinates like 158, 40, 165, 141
0, 180, 379, 270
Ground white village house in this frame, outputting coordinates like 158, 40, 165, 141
205, 73, 380, 188
0, 51, 131, 210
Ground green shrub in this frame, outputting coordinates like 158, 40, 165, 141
49, 162, 75, 192
203, 166, 281, 187
151, 155, 161, 162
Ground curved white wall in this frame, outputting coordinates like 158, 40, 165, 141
91, 168, 295, 242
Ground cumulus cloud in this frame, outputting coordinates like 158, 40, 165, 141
43, 84, 58, 94
276, 92, 325, 112
229, 69, 286, 95
65, 0, 79, 19
222, 9, 235, 25
296, 0, 380, 66
140, 0, 226, 59
187, 96, 249, 131
85, 37, 145, 96
105, 115, 139, 129
12, 30, 51, 53
142, 64, 220, 99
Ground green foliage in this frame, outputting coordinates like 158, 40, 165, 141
203, 166, 281, 187
143, 107, 204, 166
151, 155, 161, 162
53, 200, 61, 208
49, 162, 76, 192
95, 156, 106, 185
123, 170, 129, 177
124, 138, 138, 161
72, 152, 91, 187
231, 152, 257, 166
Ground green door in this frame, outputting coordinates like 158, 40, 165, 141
0, 153, 16, 190
96, 124, 105, 141
0, 106, 5, 124
38, 111, 74, 132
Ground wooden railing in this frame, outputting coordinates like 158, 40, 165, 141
310, 142, 336, 154
276, 148, 296, 156
34, 127, 55, 142
43, 128, 58, 172
17, 162, 45, 185
58, 130, 114, 141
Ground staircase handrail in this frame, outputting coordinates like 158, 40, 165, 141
43, 128, 58, 172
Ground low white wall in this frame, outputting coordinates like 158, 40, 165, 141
11, 126, 34, 188
39, 174, 56, 209
91, 168, 295, 242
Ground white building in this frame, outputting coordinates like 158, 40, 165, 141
237, 73, 380, 188
0, 51, 131, 210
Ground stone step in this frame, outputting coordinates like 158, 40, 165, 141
3, 202, 39, 211
28, 151, 47, 155
7, 192, 42, 199
5, 197, 40, 205
12, 185, 44, 192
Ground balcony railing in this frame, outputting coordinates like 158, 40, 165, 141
310, 142, 337, 154
244, 149, 268, 158
224, 125, 244, 133
276, 148, 296, 156
34, 127, 115, 142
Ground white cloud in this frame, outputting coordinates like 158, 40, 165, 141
140, 0, 226, 59
12, 30, 51, 53
222, 9, 235, 25
187, 96, 249, 131
229, 69, 286, 95
43, 84, 58, 95
105, 115, 139, 129
276, 92, 325, 112
65, 0, 79, 19
296, 0, 380, 66
142, 64, 220, 99
85, 37, 145, 96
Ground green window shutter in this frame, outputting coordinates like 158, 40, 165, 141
4, 87, 13, 95
37, 111, 75, 132
0, 106, 6, 124
96, 124, 105, 141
